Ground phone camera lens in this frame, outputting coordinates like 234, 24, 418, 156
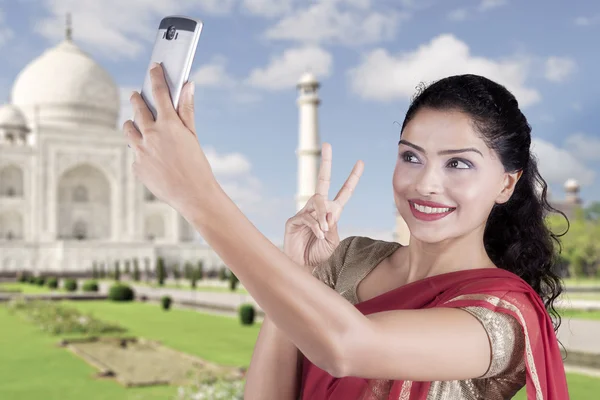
166, 26, 176, 40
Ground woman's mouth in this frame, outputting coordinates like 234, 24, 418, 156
409, 201, 456, 221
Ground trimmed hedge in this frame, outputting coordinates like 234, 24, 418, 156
239, 303, 255, 325
161, 296, 172, 311
108, 284, 134, 302
64, 279, 77, 292
82, 280, 99, 292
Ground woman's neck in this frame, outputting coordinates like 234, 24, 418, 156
397, 226, 495, 285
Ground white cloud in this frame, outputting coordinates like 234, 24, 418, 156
204, 147, 253, 177
544, 57, 577, 82
241, 0, 295, 17
0, 9, 13, 47
191, 56, 236, 88
189, 56, 262, 104
448, 8, 469, 21
564, 133, 600, 161
574, 15, 600, 26
263, 1, 408, 46
347, 34, 540, 106
33, 0, 233, 59
246, 46, 333, 90
478, 0, 507, 11
531, 138, 595, 186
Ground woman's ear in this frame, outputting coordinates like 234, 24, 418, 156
495, 169, 523, 205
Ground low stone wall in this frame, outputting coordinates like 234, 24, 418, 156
0, 293, 107, 302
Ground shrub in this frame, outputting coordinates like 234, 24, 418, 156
6, 299, 125, 336
64, 279, 77, 292
17, 272, 29, 283
28, 275, 37, 284
46, 277, 59, 289
161, 295, 172, 311
239, 303, 255, 326
108, 283, 134, 302
35, 276, 46, 286
176, 378, 244, 400
82, 280, 99, 292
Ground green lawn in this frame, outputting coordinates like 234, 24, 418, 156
563, 277, 600, 287
3, 299, 600, 399
513, 371, 600, 399
558, 309, 600, 321
1, 300, 261, 400
0, 282, 56, 294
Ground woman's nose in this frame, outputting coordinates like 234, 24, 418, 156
414, 166, 443, 196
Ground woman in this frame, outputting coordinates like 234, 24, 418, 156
124, 64, 570, 399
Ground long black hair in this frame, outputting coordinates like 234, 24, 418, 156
400, 74, 568, 333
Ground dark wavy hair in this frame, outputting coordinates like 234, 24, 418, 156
400, 74, 568, 333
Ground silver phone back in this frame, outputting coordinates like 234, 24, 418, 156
139, 16, 203, 120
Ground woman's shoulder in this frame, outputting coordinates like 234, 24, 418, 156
312, 236, 401, 289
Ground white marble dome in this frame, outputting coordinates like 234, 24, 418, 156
0, 103, 28, 129
11, 38, 119, 128
564, 178, 580, 193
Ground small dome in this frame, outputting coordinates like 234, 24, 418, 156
298, 72, 319, 87
0, 104, 28, 129
564, 178, 580, 192
11, 38, 119, 127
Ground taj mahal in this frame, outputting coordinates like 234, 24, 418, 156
0, 21, 583, 276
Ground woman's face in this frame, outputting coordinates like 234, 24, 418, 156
393, 107, 518, 244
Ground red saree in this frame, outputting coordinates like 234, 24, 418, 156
300, 267, 569, 399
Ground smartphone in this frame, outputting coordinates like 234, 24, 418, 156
137, 16, 203, 121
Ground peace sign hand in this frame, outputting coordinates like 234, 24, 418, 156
283, 143, 364, 267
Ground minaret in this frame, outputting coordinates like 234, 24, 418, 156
296, 72, 322, 212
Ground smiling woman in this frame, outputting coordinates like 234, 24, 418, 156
123, 66, 570, 400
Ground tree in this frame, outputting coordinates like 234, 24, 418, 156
156, 257, 166, 286
546, 212, 600, 278
196, 260, 204, 281
229, 271, 239, 291
114, 260, 121, 281
133, 258, 141, 281
124, 259, 131, 275
585, 201, 600, 222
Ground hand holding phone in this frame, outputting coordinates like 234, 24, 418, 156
131, 15, 202, 137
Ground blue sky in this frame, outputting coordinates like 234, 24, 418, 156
1, 0, 599, 244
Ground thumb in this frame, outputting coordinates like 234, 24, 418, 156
178, 81, 196, 134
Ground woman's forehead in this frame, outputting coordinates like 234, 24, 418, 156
402, 109, 488, 152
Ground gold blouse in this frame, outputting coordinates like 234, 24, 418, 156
311, 236, 527, 400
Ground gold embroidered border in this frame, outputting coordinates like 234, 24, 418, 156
442, 294, 543, 400
399, 380, 412, 400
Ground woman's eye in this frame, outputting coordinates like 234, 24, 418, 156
448, 159, 472, 169
402, 152, 419, 163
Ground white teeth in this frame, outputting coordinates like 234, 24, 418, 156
413, 203, 452, 214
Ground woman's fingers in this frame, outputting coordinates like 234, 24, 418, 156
288, 212, 325, 240
334, 160, 364, 208
313, 194, 328, 233
315, 143, 332, 198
